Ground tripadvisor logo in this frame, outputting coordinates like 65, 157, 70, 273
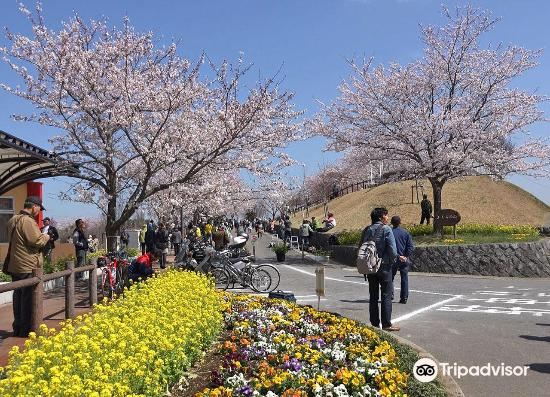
413, 358, 438, 383
413, 358, 529, 382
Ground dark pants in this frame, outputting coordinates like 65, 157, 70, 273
160, 252, 167, 269
140, 242, 146, 255
392, 263, 409, 301
173, 243, 181, 256
11, 273, 33, 337
300, 236, 309, 248
420, 212, 431, 225
367, 271, 393, 328
76, 249, 87, 280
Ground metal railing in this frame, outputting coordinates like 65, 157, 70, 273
292, 178, 380, 214
0, 261, 98, 332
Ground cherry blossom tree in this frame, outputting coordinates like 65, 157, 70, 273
1, 4, 300, 247
314, 6, 550, 234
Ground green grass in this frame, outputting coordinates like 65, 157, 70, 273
376, 330, 448, 397
415, 233, 541, 247
334, 224, 541, 247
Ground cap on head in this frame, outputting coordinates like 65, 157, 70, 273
43, 217, 51, 222
25, 196, 45, 211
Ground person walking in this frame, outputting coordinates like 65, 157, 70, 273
139, 224, 147, 255
420, 194, 432, 225
171, 227, 182, 256
298, 220, 314, 249
72, 219, 89, 280
6, 196, 50, 337
359, 207, 399, 331
155, 223, 170, 269
390, 216, 414, 304
40, 217, 58, 263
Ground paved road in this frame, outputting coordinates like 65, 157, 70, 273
249, 234, 550, 397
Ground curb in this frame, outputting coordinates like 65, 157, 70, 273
388, 332, 465, 397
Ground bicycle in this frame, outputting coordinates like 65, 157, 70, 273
209, 250, 280, 292
97, 251, 129, 300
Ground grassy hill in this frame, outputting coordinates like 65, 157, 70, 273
293, 176, 550, 232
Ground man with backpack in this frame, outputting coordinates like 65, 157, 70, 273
357, 207, 398, 331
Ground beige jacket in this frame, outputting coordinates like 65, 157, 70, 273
6, 211, 50, 274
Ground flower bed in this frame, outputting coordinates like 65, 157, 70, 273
0, 270, 223, 396
195, 295, 412, 397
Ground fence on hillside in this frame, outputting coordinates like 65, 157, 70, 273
291, 178, 381, 215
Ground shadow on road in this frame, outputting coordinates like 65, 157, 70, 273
526, 363, 550, 374
519, 335, 550, 343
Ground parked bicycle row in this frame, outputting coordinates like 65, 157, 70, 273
96, 231, 281, 301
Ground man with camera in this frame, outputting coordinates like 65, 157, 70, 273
6, 196, 50, 337
40, 217, 59, 263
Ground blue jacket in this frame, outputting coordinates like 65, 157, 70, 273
359, 222, 397, 266
392, 226, 414, 257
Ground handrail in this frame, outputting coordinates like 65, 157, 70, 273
292, 178, 381, 213
0, 259, 99, 332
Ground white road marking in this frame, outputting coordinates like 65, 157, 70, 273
298, 298, 328, 302
283, 265, 458, 296
392, 295, 464, 324
437, 304, 550, 317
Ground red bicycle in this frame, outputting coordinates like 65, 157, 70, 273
97, 251, 129, 300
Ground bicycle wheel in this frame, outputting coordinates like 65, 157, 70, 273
115, 266, 127, 295
100, 269, 113, 300
210, 268, 230, 291
252, 264, 280, 292
250, 268, 272, 292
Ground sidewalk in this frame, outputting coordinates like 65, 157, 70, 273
0, 281, 94, 367
0, 256, 175, 368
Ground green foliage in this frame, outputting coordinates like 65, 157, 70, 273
406, 223, 539, 237
87, 249, 106, 260
336, 229, 363, 245
43, 255, 75, 274
126, 247, 140, 257
376, 331, 448, 397
0, 273, 11, 282
335, 224, 540, 246
271, 242, 289, 254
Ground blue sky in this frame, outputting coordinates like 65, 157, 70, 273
1, 0, 549, 220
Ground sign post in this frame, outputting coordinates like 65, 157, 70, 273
315, 266, 325, 311
434, 209, 461, 238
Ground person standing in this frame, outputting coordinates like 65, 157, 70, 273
359, 207, 398, 331
145, 221, 156, 253
120, 228, 130, 249
420, 194, 432, 225
390, 216, 414, 304
155, 223, 170, 269
139, 224, 147, 255
298, 220, 314, 249
40, 217, 58, 263
283, 215, 292, 242
6, 196, 50, 337
171, 227, 182, 256
72, 219, 89, 279
212, 227, 230, 251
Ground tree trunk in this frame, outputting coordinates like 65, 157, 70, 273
105, 194, 119, 252
429, 178, 445, 236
